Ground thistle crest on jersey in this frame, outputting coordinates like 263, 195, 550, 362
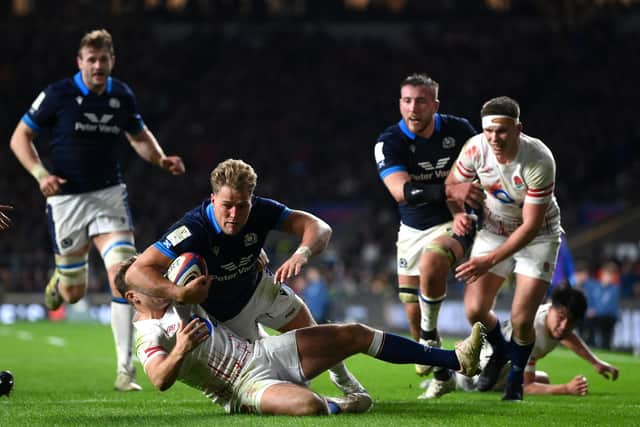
166, 253, 208, 287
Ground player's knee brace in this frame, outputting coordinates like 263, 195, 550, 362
101, 236, 137, 269
54, 254, 89, 288
423, 242, 456, 267
398, 284, 419, 303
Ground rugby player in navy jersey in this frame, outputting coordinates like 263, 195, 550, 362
9, 29, 185, 391
125, 158, 367, 397
374, 73, 485, 398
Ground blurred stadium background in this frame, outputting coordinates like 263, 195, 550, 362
1, 0, 639, 352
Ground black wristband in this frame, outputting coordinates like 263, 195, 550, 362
403, 181, 445, 206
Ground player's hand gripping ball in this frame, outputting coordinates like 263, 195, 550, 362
0, 370, 14, 397
165, 253, 208, 287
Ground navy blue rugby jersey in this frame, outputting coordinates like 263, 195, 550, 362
22, 72, 145, 194
154, 196, 291, 321
374, 113, 476, 230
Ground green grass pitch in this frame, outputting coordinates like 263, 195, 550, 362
0, 321, 637, 426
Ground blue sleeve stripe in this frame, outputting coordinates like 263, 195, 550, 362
101, 240, 136, 258
380, 166, 406, 179
112, 297, 129, 304
22, 114, 41, 132
57, 260, 88, 270
275, 207, 291, 230
153, 242, 177, 259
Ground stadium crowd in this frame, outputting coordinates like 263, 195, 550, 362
1, 2, 639, 316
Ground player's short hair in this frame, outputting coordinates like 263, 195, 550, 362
400, 73, 439, 99
114, 256, 137, 298
480, 96, 520, 119
210, 159, 258, 195
78, 29, 114, 56
550, 286, 587, 322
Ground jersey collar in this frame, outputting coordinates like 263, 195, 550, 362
398, 113, 442, 140
206, 202, 222, 234
73, 71, 113, 96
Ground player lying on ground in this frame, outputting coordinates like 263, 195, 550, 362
421, 286, 619, 397
115, 257, 485, 415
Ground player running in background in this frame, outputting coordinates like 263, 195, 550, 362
116, 256, 485, 416
423, 286, 619, 397
125, 158, 366, 397
9, 29, 185, 391
374, 73, 484, 398
447, 96, 563, 400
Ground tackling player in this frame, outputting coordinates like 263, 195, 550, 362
374, 73, 484, 397
125, 158, 366, 397
9, 29, 185, 391
447, 96, 563, 400
116, 256, 485, 415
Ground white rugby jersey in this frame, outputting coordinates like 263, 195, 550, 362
134, 304, 252, 405
452, 133, 562, 237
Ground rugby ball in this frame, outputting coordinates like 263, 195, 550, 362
165, 253, 208, 287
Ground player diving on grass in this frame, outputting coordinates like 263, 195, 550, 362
115, 256, 485, 415
421, 286, 619, 397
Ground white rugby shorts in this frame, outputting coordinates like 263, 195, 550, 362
222, 271, 303, 342
396, 221, 453, 276
470, 229, 561, 282
229, 331, 304, 414
46, 184, 134, 255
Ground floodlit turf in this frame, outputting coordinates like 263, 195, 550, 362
1, 321, 638, 426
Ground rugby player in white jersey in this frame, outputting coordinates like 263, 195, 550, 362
115, 257, 485, 415
446, 96, 563, 400
422, 286, 619, 397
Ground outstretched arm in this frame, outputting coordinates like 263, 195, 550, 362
126, 246, 210, 304
561, 332, 619, 380
273, 210, 331, 284
144, 318, 210, 390
523, 372, 589, 396
127, 127, 185, 175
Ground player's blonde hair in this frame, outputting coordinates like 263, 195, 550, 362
78, 29, 114, 56
210, 159, 258, 195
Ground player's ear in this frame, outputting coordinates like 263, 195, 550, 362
210, 193, 215, 204
124, 290, 136, 304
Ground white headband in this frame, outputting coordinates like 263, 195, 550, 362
482, 114, 519, 129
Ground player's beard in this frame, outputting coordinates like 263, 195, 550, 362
408, 116, 432, 136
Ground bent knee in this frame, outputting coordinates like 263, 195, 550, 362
418, 250, 451, 277
464, 303, 485, 323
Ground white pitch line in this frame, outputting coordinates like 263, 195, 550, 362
16, 330, 33, 340
46, 336, 66, 346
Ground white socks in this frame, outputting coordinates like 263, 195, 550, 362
111, 300, 135, 375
